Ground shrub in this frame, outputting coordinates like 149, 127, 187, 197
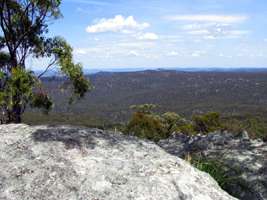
162, 112, 196, 135
177, 123, 196, 135
162, 112, 183, 133
187, 155, 244, 199
130, 104, 157, 114
222, 115, 267, 139
192, 112, 222, 133
125, 112, 167, 142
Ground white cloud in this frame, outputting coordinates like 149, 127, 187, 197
181, 22, 250, 39
128, 50, 139, 57
182, 23, 230, 31
228, 30, 250, 36
165, 15, 248, 23
188, 29, 210, 35
86, 15, 150, 33
137, 32, 159, 40
191, 50, 206, 57
203, 35, 216, 40
191, 52, 201, 57
73, 48, 87, 55
167, 51, 179, 56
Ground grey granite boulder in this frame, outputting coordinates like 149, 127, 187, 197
0, 124, 236, 200
158, 131, 267, 200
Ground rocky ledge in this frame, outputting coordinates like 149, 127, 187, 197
158, 131, 267, 200
0, 124, 236, 200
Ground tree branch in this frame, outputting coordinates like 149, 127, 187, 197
38, 58, 57, 78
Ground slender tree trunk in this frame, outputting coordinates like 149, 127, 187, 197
7, 104, 22, 123
5, 54, 22, 123
10, 53, 18, 68
7, 92, 22, 124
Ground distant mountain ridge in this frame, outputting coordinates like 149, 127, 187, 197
34, 67, 267, 77
85, 67, 267, 74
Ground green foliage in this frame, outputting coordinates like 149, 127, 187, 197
126, 104, 167, 142
0, 51, 10, 68
126, 104, 224, 141
162, 112, 197, 135
222, 115, 267, 139
125, 105, 198, 141
177, 123, 196, 135
191, 157, 232, 189
130, 104, 157, 114
49, 37, 91, 101
245, 116, 267, 139
0, 68, 36, 110
30, 91, 53, 114
192, 112, 222, 133
162, 112, 182, 132
189, 155, 247, 199
0, 0, 91, 123
125, 112, 167, 142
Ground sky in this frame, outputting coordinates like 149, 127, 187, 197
43, 0, 267, 69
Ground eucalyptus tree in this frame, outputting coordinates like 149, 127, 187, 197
0, 0, 91, 123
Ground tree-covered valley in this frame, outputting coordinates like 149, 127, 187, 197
23, 70, 267, 139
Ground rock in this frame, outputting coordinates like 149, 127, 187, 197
158, 131, 267, 200
0, 124, 236, 200
236, 130, 250, 141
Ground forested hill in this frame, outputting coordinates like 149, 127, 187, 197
27, 70, 267, 125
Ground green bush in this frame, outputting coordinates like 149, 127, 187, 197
125, 106, 266, 141
177, 123, 196, 135
130, 104, 157, 114
162, 112, 196, 135
125, 112, 167, 142
222, 115, 267, 139
192, 112, 222, 133
162, 112, 183, 132
125, 106, 224, 141
189, 155, 244, 199
243, 117, 267, 139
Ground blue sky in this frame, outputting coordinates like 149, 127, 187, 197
44, 0, 267, 69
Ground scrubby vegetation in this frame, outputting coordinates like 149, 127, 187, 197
186, 154, 253, 199
22, 70, 267, 140
222, 115, 267, 140
124, 104, 168, 142
124, 104, 224, 141
123, 104, 267, 141
192, 112, 222, 133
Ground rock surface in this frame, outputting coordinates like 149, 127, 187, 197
158, 131, 267, 200
0, 124, 236, 200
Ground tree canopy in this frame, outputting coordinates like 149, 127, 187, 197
0, 0, 91, 123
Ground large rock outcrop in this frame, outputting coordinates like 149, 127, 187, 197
158, 131, 267, 200
0, 124, 236, 200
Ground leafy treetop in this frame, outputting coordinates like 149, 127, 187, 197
0, 0, 91, 123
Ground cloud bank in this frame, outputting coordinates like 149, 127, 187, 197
165, 15, 248, 23
86, 15, 150, 33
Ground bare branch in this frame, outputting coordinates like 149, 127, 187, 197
38, 58, 57, 78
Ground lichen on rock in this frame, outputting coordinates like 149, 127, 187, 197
0, 124, 236, 200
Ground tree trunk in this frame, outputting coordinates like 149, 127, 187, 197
7, 104, 22, 123
10, 53, 18, 68
7, 93, 22, 124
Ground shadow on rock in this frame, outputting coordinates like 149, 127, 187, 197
31, 126, 142, 151
32, 127, 110, 150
